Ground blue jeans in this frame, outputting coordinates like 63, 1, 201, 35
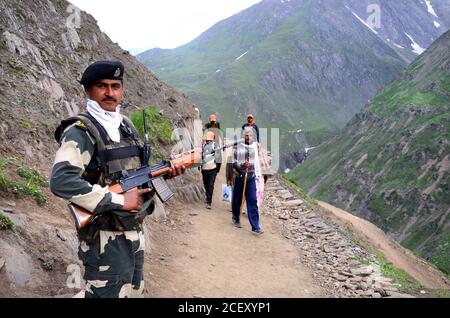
232, 175, 261, 232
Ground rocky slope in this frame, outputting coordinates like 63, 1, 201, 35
262, 177, 448, 295
288, 30, 450, 275
0, 0, 204, 297
137, 0, 450, 170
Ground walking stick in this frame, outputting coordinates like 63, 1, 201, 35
239, 162, 249, 217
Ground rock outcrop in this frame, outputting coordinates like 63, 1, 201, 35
0, 0, 203, 297
263, 177, 449, 297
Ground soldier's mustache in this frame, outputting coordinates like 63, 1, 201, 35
102, 98, 116, 102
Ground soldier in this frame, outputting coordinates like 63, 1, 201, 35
50, 60, 185, 298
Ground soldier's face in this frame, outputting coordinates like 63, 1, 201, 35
86, 79, 123, 112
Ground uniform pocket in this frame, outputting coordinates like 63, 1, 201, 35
84, 270, 120, 284
84, 270, 121, 298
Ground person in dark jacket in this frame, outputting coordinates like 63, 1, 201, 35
205, 114, 220, 130
201, 131, 220, 209
242, 114, 260, 143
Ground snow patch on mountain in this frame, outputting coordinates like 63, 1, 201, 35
405, 33, 425, 55
236, 51, 249, 61
424, 0, 439, 18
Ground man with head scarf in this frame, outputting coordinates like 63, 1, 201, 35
50, 60, 185, 298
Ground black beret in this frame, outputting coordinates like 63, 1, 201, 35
80, 60, 124, 87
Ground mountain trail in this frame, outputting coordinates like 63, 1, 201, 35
145, 171, 326, 298
143, 168, 449, 298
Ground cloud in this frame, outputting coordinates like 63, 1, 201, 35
69, 0, 261, 50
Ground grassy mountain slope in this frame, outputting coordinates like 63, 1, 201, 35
288, 30, 450, 274
138, 0, 449, 169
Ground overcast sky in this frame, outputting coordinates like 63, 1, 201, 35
69, 0, 262, 53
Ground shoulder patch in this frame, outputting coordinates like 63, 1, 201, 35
75, 120, 87, 130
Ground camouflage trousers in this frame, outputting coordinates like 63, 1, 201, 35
78, 229, 145, 298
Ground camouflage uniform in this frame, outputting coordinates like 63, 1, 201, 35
51, 114, 154, 298
78, 229, 145, 298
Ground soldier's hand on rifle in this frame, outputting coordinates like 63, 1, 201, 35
244, 160, 250, 170
122, 188, 153, 212
166, 163, 186, 179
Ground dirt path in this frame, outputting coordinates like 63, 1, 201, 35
317, 201, 448, 290
145, 171, 326, 298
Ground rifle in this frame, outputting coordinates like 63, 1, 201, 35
69, 139, 242, 230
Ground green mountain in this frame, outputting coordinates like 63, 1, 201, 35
288, 30, 450, 275
138, 0, 449, 170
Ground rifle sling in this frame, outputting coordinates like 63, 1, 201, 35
78, 113, 110, 145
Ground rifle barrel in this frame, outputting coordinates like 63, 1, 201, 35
142, 110, 150, 165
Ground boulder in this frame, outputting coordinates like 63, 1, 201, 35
0, 207, 14, 214
266, 186, 285, 191
277, 190, 294, 200
332, 273, 347, 282
281, 200, 304, 207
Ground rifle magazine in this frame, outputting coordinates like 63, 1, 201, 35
151, 177, 174, 203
